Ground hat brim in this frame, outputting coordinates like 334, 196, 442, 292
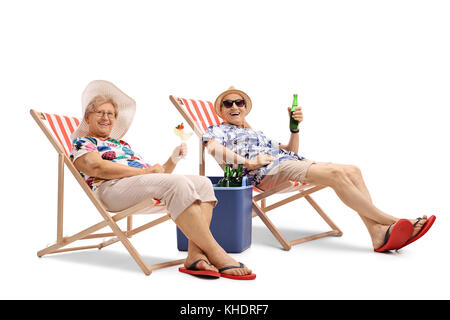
70, 80, 136, 142
214, 88, 252, 118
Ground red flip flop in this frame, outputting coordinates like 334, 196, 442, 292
179, 259, 220, 278
219, 262, 256, 280
397, 215, 436, 250
374, 219, 414, 252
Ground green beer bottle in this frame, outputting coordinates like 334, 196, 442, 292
224, 164, 231, 187
216, 164, 230, 187
229, 163, 243, 187
236, 163, 243, 186
289, 94, 299, 133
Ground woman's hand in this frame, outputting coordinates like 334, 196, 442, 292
245, 154, 276, 170
144, 163, 165, 174
287, 106, 303, 123
170, 143, 187, 163
159, 143, 187, 174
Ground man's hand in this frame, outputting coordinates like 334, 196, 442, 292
144, 163, 165, 174
287, 106, 303, 123
245, 154, 276, 170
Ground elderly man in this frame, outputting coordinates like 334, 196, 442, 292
202, 86, 435, 252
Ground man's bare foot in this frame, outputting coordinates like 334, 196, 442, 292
372, 216, 427, 250
409, 215, 427, 239
372, 222, 395, 250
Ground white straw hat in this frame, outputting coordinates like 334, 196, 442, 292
70, 80, 136, 141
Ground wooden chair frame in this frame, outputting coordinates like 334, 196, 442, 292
30, 109, 184, 275
169, 95, 343, 250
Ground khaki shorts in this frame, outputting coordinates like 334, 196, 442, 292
96, 174, 217, 221
257, 159, 318, 191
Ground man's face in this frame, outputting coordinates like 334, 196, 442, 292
220, 93, 247, 127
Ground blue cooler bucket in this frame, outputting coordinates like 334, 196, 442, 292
176, 176, 253, 253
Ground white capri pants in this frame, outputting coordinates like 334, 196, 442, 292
96, 174, 218, 221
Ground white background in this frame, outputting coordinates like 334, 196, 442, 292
1, 0, 449, 299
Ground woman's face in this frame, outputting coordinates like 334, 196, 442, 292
86, 102, 116, 139
220, 93, 247, 128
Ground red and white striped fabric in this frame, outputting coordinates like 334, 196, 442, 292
44, 113, 80, 156
178, 98, 222, 134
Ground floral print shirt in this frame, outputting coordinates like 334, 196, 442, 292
70, 137, 151, 191
202, 122, 306, 185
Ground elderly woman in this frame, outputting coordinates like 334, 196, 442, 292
203, 86, 436, 252
70, 80, 255, 280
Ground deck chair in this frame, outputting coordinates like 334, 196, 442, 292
30, 109, 184, 275
169, 95, 343, 251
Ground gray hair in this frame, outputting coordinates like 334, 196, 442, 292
84, 95, 119, 120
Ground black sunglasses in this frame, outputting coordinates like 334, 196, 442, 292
222, 99, 246, 108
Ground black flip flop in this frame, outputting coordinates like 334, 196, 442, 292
179, 259, 220, 278
219, 262, 256, 280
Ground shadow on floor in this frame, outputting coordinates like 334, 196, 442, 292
251, 225, 369, 253
42, 226, 372, 273
43, 249, 182, 274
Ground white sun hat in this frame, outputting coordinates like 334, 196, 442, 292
70, 80, 136, 141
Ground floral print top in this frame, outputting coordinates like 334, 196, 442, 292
70, 137, 151, 191
202, 122, 306, 185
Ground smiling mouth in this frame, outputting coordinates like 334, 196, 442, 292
98, 122, 110, 127
230, 112, 240, 116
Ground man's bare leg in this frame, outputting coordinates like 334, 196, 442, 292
304, 163, 396, 223
332, 164, 427, 245
331, 164, 385, 242
304, 163, 427, 249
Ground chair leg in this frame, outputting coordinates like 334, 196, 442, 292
252, 200, 292, 250
38, 219, 109, 257
261, 199, 266, 209
199, 141, 205, 176
38, 214, 184, 276
96, 212, 154, 275
304, 195, 343, 236
38, 211, 153, 275
99, 215, 171, 249
127, 216, 133, 238
57, 153, 64, 244
288, 230, 342, 246
98, 215, 185, 273
252, 192, 343, 250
